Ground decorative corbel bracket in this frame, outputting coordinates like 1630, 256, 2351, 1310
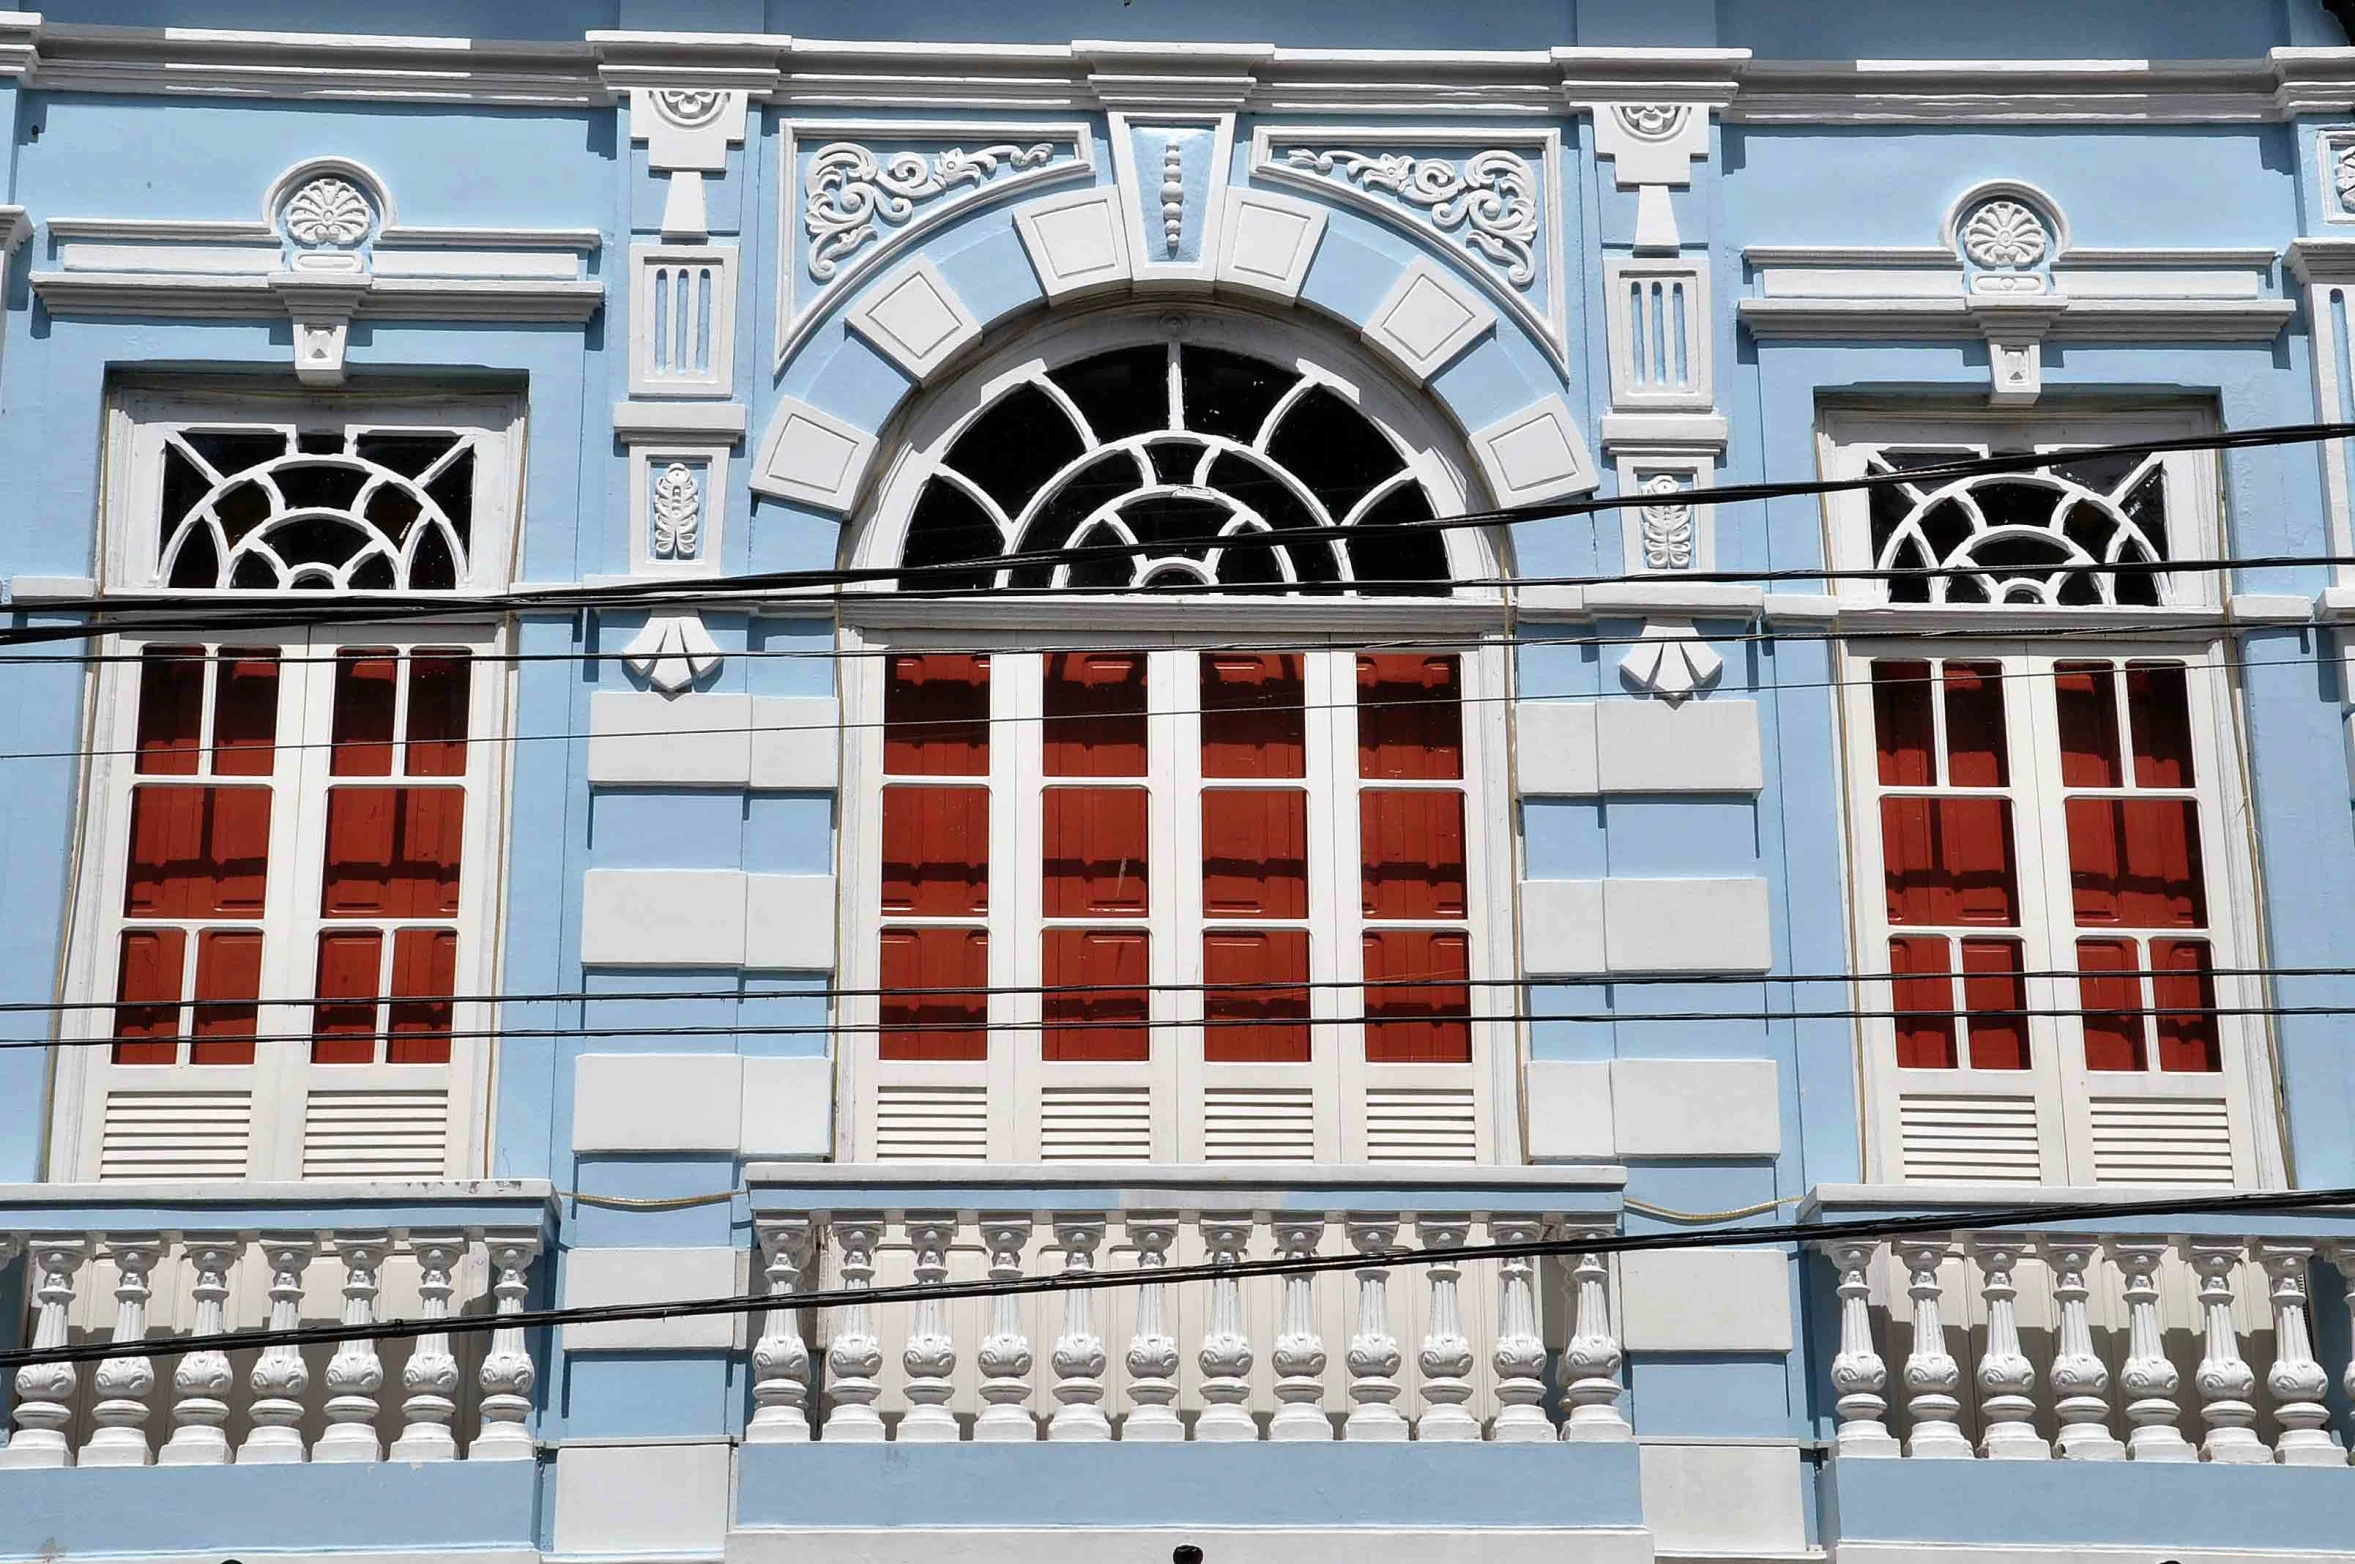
625, 86, 754, 240
1075, 40, 1273, 110
1968, 295, 2068, 408
1585, 103, 1716, 255
624, 611, 725, 697
0, 206, 29, 255
1619, 619, 1723, 705
269, 263, 371, 387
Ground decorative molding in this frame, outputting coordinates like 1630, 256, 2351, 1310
844, 257, 984, 384
624, 85, 755, 239
1074, 40, 1274, 110
751, 397, 879, 514
1357, 255, 1497, 385
1212, 189, 1326, 304
773, 119, 1091, 373
1619, 619, 1723, 705
1469, 395, 1600, 510
33, 158, 602, 375
2319, 130, 2355, 226
612, 399, 749, 440
1603, 257, 1711, 413
1613, 454, 1715, 577
629, 242, 738, 398
624, 613, 725, 696
1252, 125, 1568, 374
1012, 187, 1134, 302
1586, 100, 1715, 253
0, 207, 31, 255
629, 443, 731, 578
1107, 111, 1235, 291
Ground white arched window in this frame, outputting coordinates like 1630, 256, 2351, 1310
53, 386, 521, 1182
835, 310, 1516, 1165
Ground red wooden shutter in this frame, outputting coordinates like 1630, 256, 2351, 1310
885, 653, 990, 776
1202, 928, 1310, 1063
1043, 788, 1149, 917
1043, 652, 1147, 777
881, 786, 990, 916
1201, 789, 1307, 919
1357, 654, 1463, 780
1359, 790, 1467, 920
1363, 929, 1471, 1064
1201, 654, 1305, 778
879, 926, 990, 1061
1043, 928, 1150, 1061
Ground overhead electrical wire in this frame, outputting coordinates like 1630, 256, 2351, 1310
2, 417, 2354, 646
5, 1182, 2350, 1372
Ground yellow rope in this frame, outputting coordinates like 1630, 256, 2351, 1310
558, 1188, 742, 1212
1622, 1195, 1805, 1225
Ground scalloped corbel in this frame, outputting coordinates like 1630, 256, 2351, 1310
624, 611, 724, 696
1619, 619, 1722, 706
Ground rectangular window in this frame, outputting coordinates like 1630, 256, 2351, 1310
1851, 642, 2255, 1187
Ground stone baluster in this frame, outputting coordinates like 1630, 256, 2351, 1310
0, 1236, 14, 1457
0, 1240, 86, 1468
1894, 1241, 1970, 1459
1416, 1214, 1479, 1442
1342, 1216, 1407, 1442
1048, 1216, 1111, 1441
1560, 1230, 1631, 1442
2187, 1239, 2268, 1464
746, 1217, 814, 1444
1269, 1217, 1331, 1441
2330, 1244, 2355, 1467
823, 1215, 888, 1442
1821, 1239, 1898, 1457
80, 1236, 163, 1467
1195, 1215, 1258, 1441
316, 1231, 390, 1462
389, 1234, 465, 1462
2107, 1239, 2192, 1462
1122, 1214, 1183, 1443
1490, 1218, 1551, 1443
238, 1235, 318, 1465
473, 1233, 543, 1460
160, 1240, 239, 1466
2038, 1237, 2122, 1461
974, 1215, 1038, 1442
899, 1214, 961, 1443
1968, 1235, 2048, 1459
2258, 1242, 2341, 1466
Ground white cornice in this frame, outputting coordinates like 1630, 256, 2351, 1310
1727, 56, 2293, 124
1737, 294, 2295, 342
43, 215, 600, 250
0, 205, 28, 254
29, 19, 601, 104
2289, 237, 2355, 284
31, 270, 604, 322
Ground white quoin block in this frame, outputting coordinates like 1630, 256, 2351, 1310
1361, 257, 1495, 382
846, 257, 983, 383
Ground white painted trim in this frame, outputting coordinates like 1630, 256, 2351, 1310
628, 444, 733, 579
742, 1159, 1627, 1192
843, 256, 984, 384
724, 1530, 1655, 1564
1468, 395, 1601, 508
1012, 186, 1134, 301
1360, 256, 1497, 384
613, 400, 751, 439
1105, 109, 1235, 292
1213, 188, 1326, 304
750, 398, 879, 513
1738, 294, 2293, 342
31, 270, 605, 322
0, 205, 29, 254
629, 242, 738, 398
561, 1245, 742, 1350
573, 1052, 743, 1152
7, 575, 96, 602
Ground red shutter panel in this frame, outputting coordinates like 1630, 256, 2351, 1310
1887, 934, 1959, 1069
1201, 789, 1307, 918
1939, 663, 2009, 787
1202, 928, 1310, 1063
885, 654, 990, 776
1043, 928, 1150, 1061
879, 926, 989, 1061
1043, 652, 1147, 777
1880, 796, 2018, 927
387, 927, 458, 1064
1871, 661, 1935, 786
1356, 654, 1463, 780
1362, 929, 1471, 1063
189, 929, 262, 1065
332, 650, 400, 776
312, 930, 384, 1064
881, 785, 990, 917
404, 652, 472, 777
211, 653, 281, 776
111, 928, 186, 1064
1201, 654, 1305, 778
1043, 787, 1150, 917
1359, 790, 1467, 920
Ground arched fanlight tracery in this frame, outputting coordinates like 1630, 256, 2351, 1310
891, 335, 1466, 596
1867, 448, 2173, 607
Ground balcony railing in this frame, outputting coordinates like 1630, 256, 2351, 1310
0, 1180, 554, 1469
743, 1161, 1628, 1444
1808, 1186, 2355, 1465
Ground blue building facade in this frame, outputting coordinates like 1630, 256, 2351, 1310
7, 4, 2355, 1561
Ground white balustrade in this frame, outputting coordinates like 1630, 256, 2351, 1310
900, 1214, 961, 1443
1048, 1217, 1111, 1442
1416, 1214, 1479, 1442
316, 1231, 390, 1463
1489, 1219, 1551, 1443
390, 1234, 465, 1462
1559, 1231, 1631, 1443
822, 1215, 888, 1443
1268, 1217, 1330, 1442
0, 1239, 87, 1469
81, 1236, 162, 1467
160, 1241, 239, 1467
239, 1235, 317, 1465
473, 1233, 545, 1460
973, 1215, 1037, 1442
1121, 1214, 1183, 1442
1194, 1215, 1258, 1442
1342, 1215, 1408, 1442
1813, 1227, 2355, 1469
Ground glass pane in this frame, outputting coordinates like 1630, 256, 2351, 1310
1201, 654, 1306, 779
1042, 787, 1149, 918
1870, 661, 1934, 788
387, 927, 457, 1064
1941, 662, 2009, 787
134, 646, 207, 776
188, 928, 262, 1065
1880, 796, 2019, 927
1359, 789, 1468, 920
212, 652, 281, 777
880, 785, 990, 918
1202, 928, 1310, 1063
2152, 938, 2223, 1073
2054, 661, 2122, 788
1958, 937, 2029, 1071
320, 787, 464, 918
1201, 789, 1307, 919
405, 652, 472, 778
2126, 662, 2196, 789
331, 650, 399, 777
312, 929, 383, 1064
880, 926, 989, 1061
2064, 797, 2207, 929
2075, 937, 2146, 1071
1357, 654, 1463, 781
1043, 652, 1147, 777
111, 927, 185, 1064
1362, 928, 1471, 1063
124, 785, 272, 918
1043, 927, 1150, 1061
1887, 934, 1958, 1070
884, 654, 990, 776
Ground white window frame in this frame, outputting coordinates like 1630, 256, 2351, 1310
51, 387, 523, 1182
1837, 635, 2282, 1188
835, 622, 1516, 1166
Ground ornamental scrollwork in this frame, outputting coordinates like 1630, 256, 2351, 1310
1283, 147, 1538, 289
2333, 141, 2355, 214
804, 141, 1058, 282
652, 88, 727, 129
283, 176, 375, 249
